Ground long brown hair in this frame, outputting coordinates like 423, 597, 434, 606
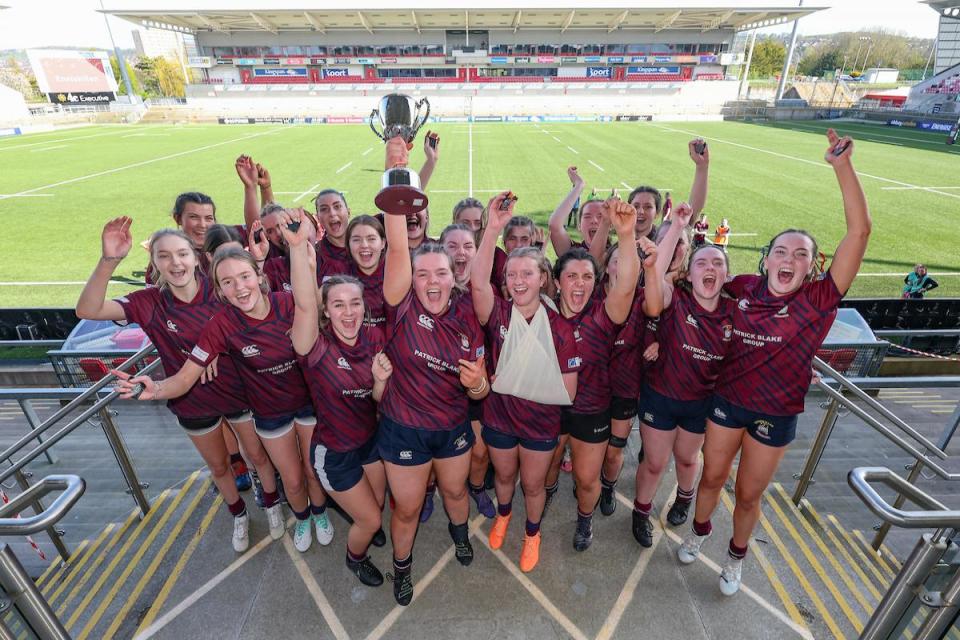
209, 247, 269, 303
149, 229, 197, 291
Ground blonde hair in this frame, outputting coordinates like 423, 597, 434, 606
209, 247, 269, 302
148, 229, 197, 290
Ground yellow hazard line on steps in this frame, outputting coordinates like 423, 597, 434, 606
41, 526, 111, 599
798, 500, 883, 602
764, 492, 864, 633
754, 492, 847, 640
851, 530, 901, 576
35, 539, 88, 589
101, 477, 212, 639
825, 515, 890, 586
772, 484, 876, 614
717, 490, 809, 632
133, 495, 222, 635
54, 504, 154, 616
76, 472, 205, 640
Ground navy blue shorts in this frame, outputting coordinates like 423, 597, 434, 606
468, 398, 483, 422
709, 396, 798, 448
377, 414, 475, 466
253, 406, 316, 439
560, 408, 612, 444
638, 385, 710, 435
311, 436, 380, 493
610, 395, 639, 421
481, 425, 558, 452
177, 410, 252, 435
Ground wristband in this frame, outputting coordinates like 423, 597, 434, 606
102, 255, 125, 262
469, 378, 487, 394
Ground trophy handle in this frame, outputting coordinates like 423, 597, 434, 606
412, 98, 431, 137
369, 108, 385, 141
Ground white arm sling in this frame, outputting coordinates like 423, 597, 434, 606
491, 303, 572, 405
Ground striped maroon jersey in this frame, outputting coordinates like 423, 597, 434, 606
350, 259, 386, 330
316, 236, 352, 278
609, 288, 650, 400
561, 299, 620, 414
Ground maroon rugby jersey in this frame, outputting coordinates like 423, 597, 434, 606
481, 298, 580, 440
646, 287, 734, 401
300, 325, 385, 452
189, 292, 311, 420
491, 246, 508, 294
316, 236, 352, 277
609, 287, 649, 400
144, 224, 251, 286
116, 278, 248, 419
262, 256, 324, 293
351, 259, 386, 330
380, 290, 485, 430
561, 299, 621, 414
715, 273, 843, 415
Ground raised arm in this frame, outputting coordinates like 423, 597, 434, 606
372, 351, 393, 402
588, 207, 611, 265
114, 359, 205, 401
76, 217, 133, 322
603, 199, 641, 324
823, 129, 871, 295
637, 237, 663, 317
472, 192, 514, 324
279, 208, 320, 356
418, 131, 439, 191
383, 137, 414, 305
687, 139, 709, 219
549, 166, 585, 256
236, 155, 260, 231
652, 202, 693, 310
256, 162, 275, 206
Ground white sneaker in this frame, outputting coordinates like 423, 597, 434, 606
719, 556, 743, 596
677, 530, 710, 565
293, 518, 312, 552
313, 511, 334, 546
265, 504, 285, 540
232, 513, 250, 553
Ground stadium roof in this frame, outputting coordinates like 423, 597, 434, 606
923, 0, 960, 15
101, 2, 824, 34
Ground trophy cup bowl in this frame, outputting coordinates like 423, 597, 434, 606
370, 94, 431, 215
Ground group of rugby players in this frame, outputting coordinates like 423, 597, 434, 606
77, 126, 871, 606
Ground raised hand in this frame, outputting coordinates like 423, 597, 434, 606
637, 236, 658, 269
825, 128, 853, 166
386, 136, 412, 169
423, 130, 439, 163
101, 216, 133, 260
533, 226, 546, 249
255, 163, 272, 189
247, 220, 269, 262
688, 138, 710, 166
458, 355, 486, 390
276, 207, 311, 247
607, 198, 637, 237
567, 166, 583, 188
486, 192, 516, 231
372, 351, 393, 383
235, 155, 258, 187
672, 202, 694, 228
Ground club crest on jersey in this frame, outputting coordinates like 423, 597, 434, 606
738, 299, 750, 311
460, 334, 470, 352
685, 314, 699, 328
241, 345, 261, 358
165, 320, 179, 333
775, 304, 790, 318
337, 357, 351, 370
499, 325, 507, 339
417, 314, 435, 331
722, 324, 733, 341
475, 346, 485, 359
282, 283, 293, 293
753, 419, 773, 439
573, 329, 582, 342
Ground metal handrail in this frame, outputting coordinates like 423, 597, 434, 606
0, 476, 86, 536
848, 467, 960, 532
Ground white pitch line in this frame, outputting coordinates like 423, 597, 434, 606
362, 147, 374, 156
468, 119, 474, 197
651, 124, 960, 201
293, 183, 321, 203
551, 136, 562, 143
0, 127, 288, 200
588, 160, 605, 172
364, 514, 486, 640
775, 121, 949, 147
29, 145, 68, 152
0, 194, 54, 198
620, 181, 632, 190
882, 186, 960, 190
335, 161, 353, 174
0, 129, 129, 152
282, 535, 349, 640
567, 145, 580, 154
133, 528, 278, 639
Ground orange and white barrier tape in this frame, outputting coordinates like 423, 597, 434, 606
888, 343, 960, 362
0, 487, 47, 561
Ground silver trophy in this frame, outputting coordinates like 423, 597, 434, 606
370, 93, 431, 215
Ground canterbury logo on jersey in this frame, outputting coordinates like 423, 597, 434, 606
282, 283, 293, 292
166, 320, 179, 332
337, 357, 351, 370
241, 345, 261, 358
417, 314, 435, 331
499, 325, 507, 339
738, 299, 750, 311
775, 305, 790, 318
685, 314, 699, 328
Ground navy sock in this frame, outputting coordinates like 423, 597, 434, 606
577, 509, 593, 525
545, 480, 559, 495
469, 482, 484, 495
311, 502, 327, 516
525, 519, 541, 536
393, 554, 412, 573
292, 505, 311, 521
497, 501, 513, 517
601, 474, 616, 491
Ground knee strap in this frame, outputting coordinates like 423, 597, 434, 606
608, 435, 628, 449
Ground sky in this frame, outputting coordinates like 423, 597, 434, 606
0, 0, 941, 52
